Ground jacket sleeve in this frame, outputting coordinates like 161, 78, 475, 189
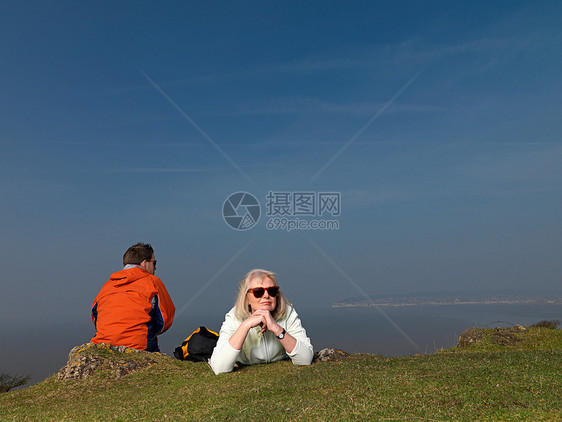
153, 277, 175, 333
285, 306, 314, 366
209, 310, 242, 375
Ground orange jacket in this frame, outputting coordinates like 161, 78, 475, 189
91, 266, 175, 352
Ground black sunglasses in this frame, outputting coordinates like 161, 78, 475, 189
247, 286, 280, 298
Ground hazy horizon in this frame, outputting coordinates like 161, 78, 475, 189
3, 302, 560, 388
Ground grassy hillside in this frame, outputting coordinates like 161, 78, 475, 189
1, 326, 561, 421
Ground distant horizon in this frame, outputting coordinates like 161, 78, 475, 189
4, 302, 561, 389
336, 287, 562, 304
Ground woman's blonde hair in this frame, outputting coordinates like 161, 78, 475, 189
233, 269, 289, 320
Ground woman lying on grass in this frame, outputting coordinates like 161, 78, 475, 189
210, 269, 314, 374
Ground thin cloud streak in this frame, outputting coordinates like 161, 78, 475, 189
391, 35, 544, 63
274, 33, 552, 72
0, 140, 203, 147
194, 97, 444, 118
105, 166, 233, 174
77, 33, 556, 105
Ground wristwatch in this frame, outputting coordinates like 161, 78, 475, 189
276, 328, 286, 339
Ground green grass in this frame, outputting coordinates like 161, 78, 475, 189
447, 326, 562, 353
1, 327, 561, 421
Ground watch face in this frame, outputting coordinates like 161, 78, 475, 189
278, 333, 284, 339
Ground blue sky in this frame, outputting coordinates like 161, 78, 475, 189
1, 0, 561, 341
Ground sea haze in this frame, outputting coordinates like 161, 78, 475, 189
2, 303, 560, 388
301, 303, 562, 356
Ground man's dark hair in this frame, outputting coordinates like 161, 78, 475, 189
123, 243, 154, 266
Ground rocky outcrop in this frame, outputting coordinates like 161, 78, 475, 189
457, 327, 484, 347
315, 348, 349, 362
490, 327, 524, 346
457, 325, 526, 348
57, 343, 159, 381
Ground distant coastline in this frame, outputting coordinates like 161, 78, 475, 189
332, 293, 562, 308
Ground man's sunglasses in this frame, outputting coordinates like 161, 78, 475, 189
247, 286, 280, 298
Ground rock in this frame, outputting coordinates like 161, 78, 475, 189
315, 348, 349, 362
457, 326, 525, 348
57, 343, 158, 381
457, 327, 483, 348
490, 327, 522, 346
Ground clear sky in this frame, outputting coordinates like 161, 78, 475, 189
1, 1, 561, 342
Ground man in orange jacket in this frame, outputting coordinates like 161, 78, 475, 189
91, 243, 175, 352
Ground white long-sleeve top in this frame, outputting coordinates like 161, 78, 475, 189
209, 305, 314, 375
